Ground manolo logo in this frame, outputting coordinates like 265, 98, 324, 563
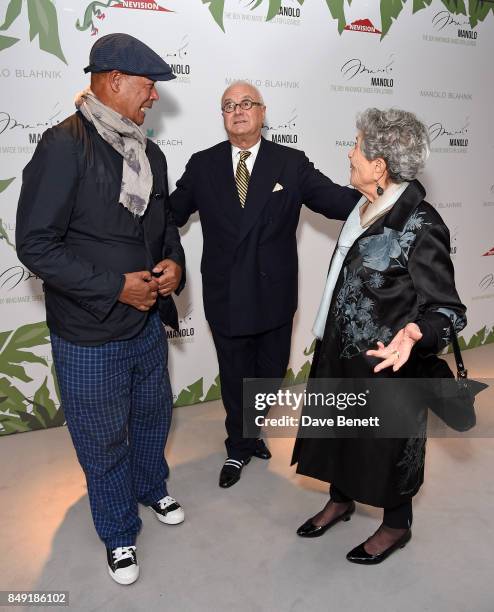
167, 305, 194, 343
432, 11, 478, 39
428, 118, 469, 149
340, 54, 395, 88
164, 36, 191, 83
263, 110, 298, 146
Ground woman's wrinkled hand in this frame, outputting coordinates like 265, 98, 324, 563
366, 322, 423, 373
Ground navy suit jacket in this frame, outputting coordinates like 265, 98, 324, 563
170, 137, 360, 336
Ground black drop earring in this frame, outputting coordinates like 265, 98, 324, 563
376, 183, 384, 196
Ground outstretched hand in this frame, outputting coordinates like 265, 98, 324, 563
366, 322, 423, 373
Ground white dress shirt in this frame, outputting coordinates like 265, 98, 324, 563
231, 139, 261, 176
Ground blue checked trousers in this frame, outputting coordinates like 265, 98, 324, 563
51, 312, 173, 549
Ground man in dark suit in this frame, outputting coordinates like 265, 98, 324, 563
170, 81, 359, 488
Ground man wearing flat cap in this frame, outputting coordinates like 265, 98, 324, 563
16, 33, 184, 585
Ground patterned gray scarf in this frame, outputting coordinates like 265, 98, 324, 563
75, 88, 152, 216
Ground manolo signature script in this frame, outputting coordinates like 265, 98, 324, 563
428, 120, 469, 142
0, 105, 62, 136
340, 55, 394, 81
432, 11, 472, 31
0, 266, 39, 291
263, 110, 297, 132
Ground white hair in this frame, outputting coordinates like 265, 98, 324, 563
356, 108, 430, 182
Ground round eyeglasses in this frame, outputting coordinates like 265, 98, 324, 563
222, 99, 264, 113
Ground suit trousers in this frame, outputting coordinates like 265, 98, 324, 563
330, 484, 413, 529
211, 321, 293, 460
50, 312, 172, 549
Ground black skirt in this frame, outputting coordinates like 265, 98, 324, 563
291, 337, 425, 509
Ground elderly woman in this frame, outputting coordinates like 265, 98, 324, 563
292, 108, 466, 564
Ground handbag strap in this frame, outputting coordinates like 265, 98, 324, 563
449, 316, 467, 379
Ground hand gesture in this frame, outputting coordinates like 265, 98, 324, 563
366, 322, 423, 373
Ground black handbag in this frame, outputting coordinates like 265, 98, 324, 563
422, 317, 488, 432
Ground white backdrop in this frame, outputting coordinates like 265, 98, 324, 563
0, 0, 493, 434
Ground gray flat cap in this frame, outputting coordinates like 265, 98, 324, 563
84, 33, 175, 81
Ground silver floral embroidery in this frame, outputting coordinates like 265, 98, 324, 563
396, 436, 426, 495
335, 211, 431, 359
358, 211, 429, 272
334, 269, 392, 359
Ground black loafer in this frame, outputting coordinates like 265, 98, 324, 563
219, 457, 251, 488
346, 529, 412, 564
252, 439, 272, 460
297, 501, 356, 538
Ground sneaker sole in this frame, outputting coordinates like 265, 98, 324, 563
151, 507, 185, 525
108, 565, 140, 585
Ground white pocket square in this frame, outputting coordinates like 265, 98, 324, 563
272, 183, 283, 192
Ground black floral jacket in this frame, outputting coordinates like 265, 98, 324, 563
327, 179, 466, 362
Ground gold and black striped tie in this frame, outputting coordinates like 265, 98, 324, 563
235, 150, 251, 207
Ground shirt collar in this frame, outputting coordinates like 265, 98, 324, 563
231, 138, 262, 159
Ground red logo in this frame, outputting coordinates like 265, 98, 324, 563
344, 19, 381, 34
113, 1, 172, 11
482, 247, 494, 257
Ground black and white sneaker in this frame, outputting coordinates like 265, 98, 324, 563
150, 495, 185, 525
107, 546, 139, 585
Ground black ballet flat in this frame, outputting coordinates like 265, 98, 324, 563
297, 501, 356, 538
346, 529, 412, 564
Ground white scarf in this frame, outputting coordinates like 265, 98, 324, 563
75, 88, 153, 217
312, 182, 409, 339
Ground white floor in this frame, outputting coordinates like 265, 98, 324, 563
1, 344, 493, 612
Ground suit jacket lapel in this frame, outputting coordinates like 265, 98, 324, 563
210, 140, 243, 228
236, 138, 285, 246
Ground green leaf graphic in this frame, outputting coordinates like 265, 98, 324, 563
380, 0, 407, 38
325, 0, 347, 33
0, 322, 50, 383
303, 338, 317, 357
175, 377, 204, 407
294, 360, 311, 385
0, 376, 27, 415
0, 0, 22, 30
0, 34, 19, 51
202, 0, 225, 32
466, 326, 486, 349
27, 0, 67, 64
467, 0, 493, 28
32, 376, 65, 428
442, 0, 467, 14
266, 0, 282, 20
0, 177, 15, 194
412, 0, 432, 11
204, 374, 221, 402
51, 362, 61, 404
0, 219, 15, 250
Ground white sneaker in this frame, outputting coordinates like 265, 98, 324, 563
107, 546, 139, 585
150, 495, 185, 525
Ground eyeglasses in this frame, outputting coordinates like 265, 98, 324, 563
222, 99, 264, 113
